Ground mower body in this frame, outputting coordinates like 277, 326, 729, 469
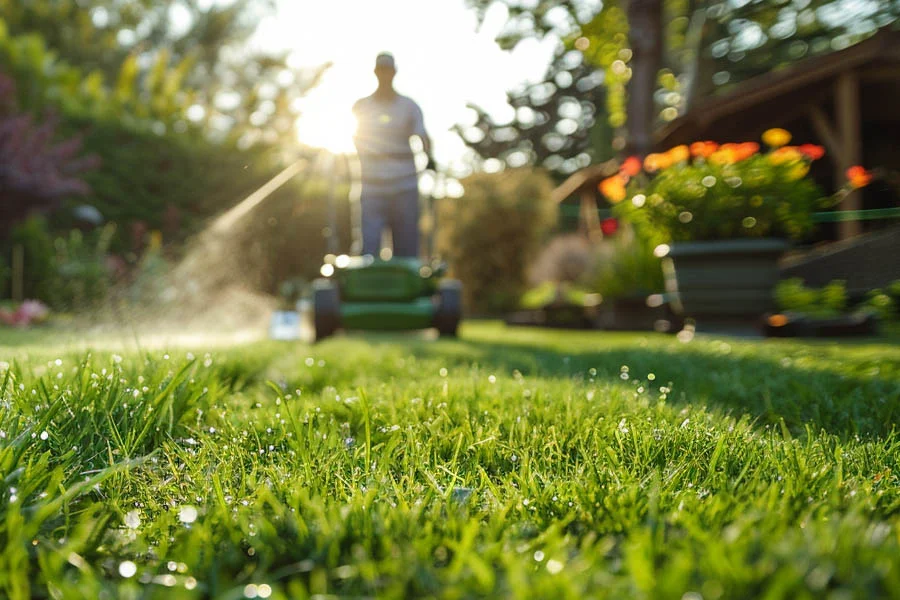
307, 256, 462, 341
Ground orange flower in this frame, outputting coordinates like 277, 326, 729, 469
690, 141, 718, 158
599, 175, 627, 203
644, 153, 671, 172
762, 128, 792, 149
620, 156, 642, 177
734, 142, 760, 162
846, 166, 872, 189
666, 145, 690, 164
798, 144, 825, 161
708, 147, 736, 165
770, 146, 803, 164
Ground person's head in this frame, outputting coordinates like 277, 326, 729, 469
374, 52, 396, 88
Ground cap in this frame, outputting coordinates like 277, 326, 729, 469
375, 52, 396, 70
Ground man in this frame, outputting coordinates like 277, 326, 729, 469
352, 52, 436, 258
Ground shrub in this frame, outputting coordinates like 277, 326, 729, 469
8, 215, 56, 302
584, 224, 665, 301
437, 169, 557, 315
527, 234, 595, 286
0, 73, 99, 236
774, 278, 847, 318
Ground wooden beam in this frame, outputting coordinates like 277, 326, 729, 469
579, 188, 600, 241
836, 71, 863, 239
808, 105, 847, 167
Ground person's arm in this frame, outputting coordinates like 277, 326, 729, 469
411, 100, 437, 171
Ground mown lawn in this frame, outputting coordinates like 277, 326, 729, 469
1, 322, 899, 599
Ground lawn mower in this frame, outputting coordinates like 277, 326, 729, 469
302, 160, 462, 342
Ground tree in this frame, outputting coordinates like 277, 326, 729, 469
0, 73, 98, 236
455, 46, 611, 178
465, 0, 900, 159
0, 1, 329, 145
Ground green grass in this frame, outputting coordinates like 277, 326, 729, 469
1, 322, 900, 599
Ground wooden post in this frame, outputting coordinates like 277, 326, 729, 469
11, 243, 24, 303
808, 105, 846, 167
580, 188, 600, 241
836, 71, 862, 239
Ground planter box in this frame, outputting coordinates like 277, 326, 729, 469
596, 295, 682, 332
664, 238, 788, 321
763, 311, 880, 338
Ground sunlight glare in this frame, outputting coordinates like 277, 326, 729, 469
296, 102, 358, 154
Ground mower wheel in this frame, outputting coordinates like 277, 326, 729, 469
313, 280, 341, 342
435, 279, 462, 337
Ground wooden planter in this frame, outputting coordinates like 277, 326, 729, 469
596, 295, 681, 332
664, 238, 788, 321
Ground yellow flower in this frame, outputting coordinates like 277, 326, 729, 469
666, 145, 690, 164
644, 153, 671, 172
788, 163, 810, 181
149, 230, 163, 252
769, 146, 803, 165
762, 128, 792, 149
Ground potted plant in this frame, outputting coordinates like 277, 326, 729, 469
599, 130, 871, 322
583, 224, 676, 331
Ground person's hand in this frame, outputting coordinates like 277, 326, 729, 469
426, 156, 438, 172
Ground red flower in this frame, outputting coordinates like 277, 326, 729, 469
846, 166, 872, 189
600, 217, 619, 236
798, 144, 825, 161
620, 156, 642, 177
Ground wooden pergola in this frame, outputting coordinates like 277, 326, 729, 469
656, 28, 900, 240
553, 29, 900, 241
550, 159, 618, 240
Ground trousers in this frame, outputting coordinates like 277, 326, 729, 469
360, 184, 420, 258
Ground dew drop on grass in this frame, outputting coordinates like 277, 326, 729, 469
185, 577, 198, 590
648, 373, 656, 381
167, 561, 178, 571
488, 375, 496, 384
546, 559, 564, 574
534, 550, 545, 561
244, 584, 259, 598
257, 585, 273, 598
439, 368, 448, 377
124, 510, 141, 529
119, 561, 137, 578
179, 506, 198, 524
40, 431, 49, 441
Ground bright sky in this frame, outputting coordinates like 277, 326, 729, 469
250, 0, 560, 172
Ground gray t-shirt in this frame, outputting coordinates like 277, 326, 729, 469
352, 94, 426, 192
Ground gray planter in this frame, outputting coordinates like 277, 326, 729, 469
664, 238, 789, 320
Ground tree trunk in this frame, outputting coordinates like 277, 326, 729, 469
626, 0, 663, 157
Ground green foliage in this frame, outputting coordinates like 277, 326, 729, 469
863, 289, 898, 322
2, 324, 900, 597
774, 278, 848, 318
6, 217, 115, 310
50, 225, 116, 311
438, 169, 558, 314
520, 281, 591, 309
584, 226, 665, 300
7, 216, 56, 302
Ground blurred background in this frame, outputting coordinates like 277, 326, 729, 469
1, 0, 898, 333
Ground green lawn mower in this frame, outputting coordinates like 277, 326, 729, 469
303, 167, 462, 342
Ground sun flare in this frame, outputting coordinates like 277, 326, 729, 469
296, 103, 359, 154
